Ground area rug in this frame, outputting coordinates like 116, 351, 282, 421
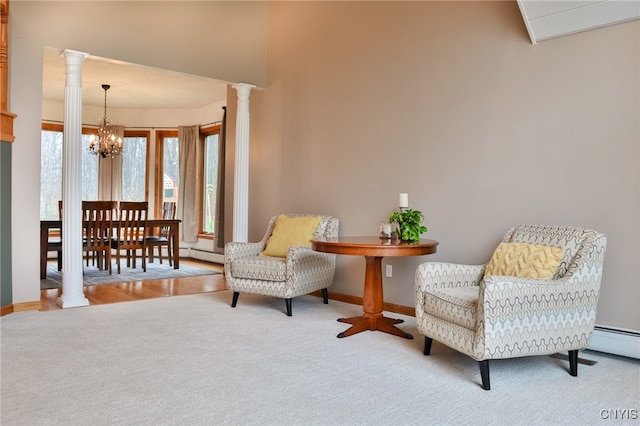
41, 260, 219, 289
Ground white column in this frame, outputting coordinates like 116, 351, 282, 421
232, 83, 255, 242
57, 49, 89, 308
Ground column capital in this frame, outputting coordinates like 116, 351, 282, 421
232, 83, 256, 98
62, 50, 88, 88
62, 49, 89, 62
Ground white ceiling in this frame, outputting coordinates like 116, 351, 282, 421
518, 0, 640, 44
42, 48, 229, 110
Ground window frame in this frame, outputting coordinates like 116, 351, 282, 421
40, 122, 100, 220
41, 124, 151, 215
154, 130, 179, 218
122, 129, 151, 203
199, 124, 221, 237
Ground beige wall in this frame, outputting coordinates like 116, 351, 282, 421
248, 1, 639, 330
11, 1, 267, 86
7, 1, 639, 332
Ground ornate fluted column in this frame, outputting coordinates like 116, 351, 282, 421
57, 49, 89, 308
232, 83, 255, 242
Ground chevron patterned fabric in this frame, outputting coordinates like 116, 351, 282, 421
415, 224, 607, 384
225, 214, 339, 300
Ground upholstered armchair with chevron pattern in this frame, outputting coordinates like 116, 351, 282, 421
415, 225, 607, 390
225, 214, 339, 316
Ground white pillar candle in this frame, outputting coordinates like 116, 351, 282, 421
399, 193, 409, 208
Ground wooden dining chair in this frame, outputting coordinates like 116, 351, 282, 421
111, 201, 148, 274
45, 200, 64, 273
82, 200, 117, 274
146, 201, 176, 266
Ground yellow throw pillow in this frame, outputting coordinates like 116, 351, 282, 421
484, 242, 564, 280
261, 215, 322, 258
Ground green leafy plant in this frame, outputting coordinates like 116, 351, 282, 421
389, 209, 428, 242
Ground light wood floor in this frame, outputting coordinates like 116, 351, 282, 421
40, 259, 226, 311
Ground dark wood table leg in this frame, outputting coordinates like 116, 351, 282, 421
337, 255, 413, 339
172, 222, 179, 269
40, 222, 48, 279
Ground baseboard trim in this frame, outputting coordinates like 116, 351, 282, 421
314, 291, 415, 317
588, 325, 640, 360
1, 304, 14, 317
12, 300, 42, 313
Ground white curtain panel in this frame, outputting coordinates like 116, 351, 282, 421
97, 125, 124, 201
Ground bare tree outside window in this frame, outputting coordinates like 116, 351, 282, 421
162, 137, 179, 205
81, 134, 99, 201
121, 136, 147, 201
40, 130, 63, 219
40, 128, 98, 219
203, 133, 219, 233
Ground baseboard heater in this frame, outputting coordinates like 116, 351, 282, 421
188, 248, 224, 264
588, 325, 640, 360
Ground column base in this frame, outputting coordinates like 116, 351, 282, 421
56, 296, 89, 308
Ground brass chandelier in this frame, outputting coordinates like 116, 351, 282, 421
88, 84, 123, 158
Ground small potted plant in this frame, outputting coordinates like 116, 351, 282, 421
389, 209, 428, 242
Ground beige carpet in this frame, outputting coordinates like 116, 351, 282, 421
1, 291, 639, 425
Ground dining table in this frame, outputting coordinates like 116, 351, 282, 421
40, 219, 181, 279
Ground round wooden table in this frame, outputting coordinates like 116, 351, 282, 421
311, 236, 439, 339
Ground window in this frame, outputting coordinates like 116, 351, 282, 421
81, 135, 99, 201
155, 131, 179, 215
40, 127, 63, 220
40, 124, 98, 219
41, 125, 150, 219
155, 126, 222, 235
121, 131, 149, 202
201, 126, 220, 234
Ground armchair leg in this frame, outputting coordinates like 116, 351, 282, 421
322, 288, 329, 304
479, 360, 490, 390
423, 336, 433, 355
568, 350, 578, 377
285, 298, 292, 317
231, 292, 239, 308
